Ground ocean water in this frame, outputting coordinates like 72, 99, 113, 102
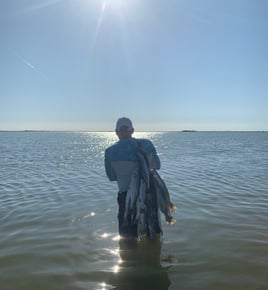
0, 131, 267, 290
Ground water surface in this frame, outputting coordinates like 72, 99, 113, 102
0, 131, 267, 289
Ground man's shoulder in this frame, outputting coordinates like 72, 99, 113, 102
105, 138, 138, 161
136, 138, 155, 152
105, 142, 119, 154
137, 138, 153, 145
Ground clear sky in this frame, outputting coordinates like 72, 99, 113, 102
0, 0, 267, 131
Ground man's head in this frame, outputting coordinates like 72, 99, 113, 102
115, 117, 134, 139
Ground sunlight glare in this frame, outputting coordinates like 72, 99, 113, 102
100, 0, 125, 9
113, 264, 120, 273
101, 0, 108, 11
99, 282, 107, 290
101, 233, 109, 238
108, 248, 120, 256
112, 235, 120, 241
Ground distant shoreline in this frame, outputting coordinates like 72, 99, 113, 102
181, 130, 197, 132
0, 130, 267, 133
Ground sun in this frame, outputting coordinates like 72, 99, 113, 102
101, 0, 108, 10
92, 0, 129, 47
100, 0, 131, 11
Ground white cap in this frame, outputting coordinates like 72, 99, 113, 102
115, 117, 134, 131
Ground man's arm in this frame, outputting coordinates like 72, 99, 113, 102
150, 144, 161, 170
152, 150, 161, 170
104, 149, 116, 181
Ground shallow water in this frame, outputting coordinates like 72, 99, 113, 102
0, 131, 267, 290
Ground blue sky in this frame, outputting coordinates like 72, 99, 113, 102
0, 0, 267, 131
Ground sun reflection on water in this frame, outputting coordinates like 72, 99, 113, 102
112, 264, 120, 273
98, 281, 108, 290
101, 232, 109, 238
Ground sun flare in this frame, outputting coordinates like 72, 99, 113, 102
90, 0, 137, 65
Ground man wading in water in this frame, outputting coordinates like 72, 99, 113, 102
104, 117, 175, 239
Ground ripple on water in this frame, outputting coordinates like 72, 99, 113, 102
1, 132, 268, 290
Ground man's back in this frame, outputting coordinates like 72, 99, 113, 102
105, 137, 160, 192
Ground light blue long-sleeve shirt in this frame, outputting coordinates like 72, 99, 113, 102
105, 137, 160, 192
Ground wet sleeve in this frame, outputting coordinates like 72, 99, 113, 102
141, 139, 161, 170
151, 144, 161, 170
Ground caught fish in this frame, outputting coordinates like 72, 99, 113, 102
124, 169, 139, 222
125, 143, 176, 240
137, 150, 150, 189
151, 170, 176, 224
135, 171, 148, 237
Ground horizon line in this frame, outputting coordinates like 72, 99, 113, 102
0, 130, 267, 133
